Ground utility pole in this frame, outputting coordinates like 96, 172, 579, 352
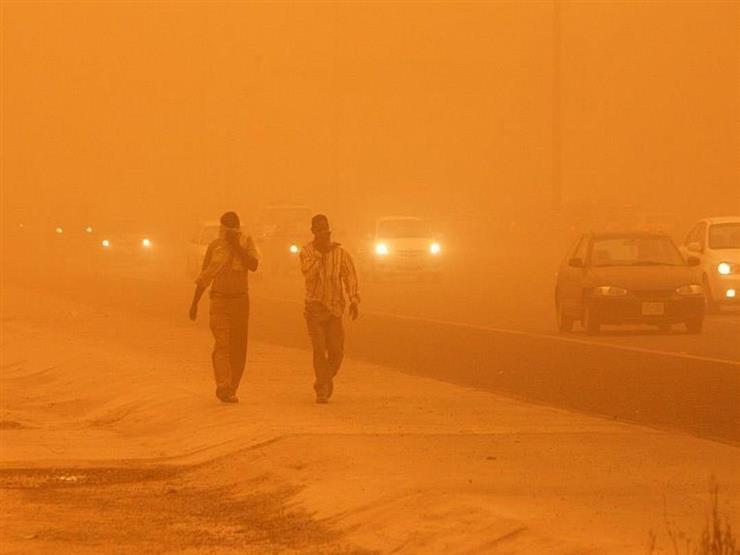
552, 0, 562, 214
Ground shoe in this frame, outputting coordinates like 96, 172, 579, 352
222, 394, 239, 404
327, 380, 334, 399
215, 386, 229, 401
315, 396, 328, 404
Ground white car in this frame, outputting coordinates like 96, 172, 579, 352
187, 221, 221, 278
364, 216, 443, 279
679, 217, 740, 311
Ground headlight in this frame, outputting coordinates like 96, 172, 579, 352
142, 238, 152, 248
726, 289, 736, 299
55, 227, 64, 234
676, 284, 703, 296
429, 242, 441, 255
375, 243, 389, 256
592, 286, 628, 297
289, 244, 299, 254
85, 226, 94, 233
101, 239, 111, 248
717, 262, 734, 275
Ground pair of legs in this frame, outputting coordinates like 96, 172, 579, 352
209, 294, 249, 400
305, 302, 344, 401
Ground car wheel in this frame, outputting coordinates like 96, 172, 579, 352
556, 300, 574, 332
702, 275, 719, 314
583, 306, 601, 335
685, 318, 703, 334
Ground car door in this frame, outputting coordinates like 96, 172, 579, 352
679, 223, 697, 259
558, 234, 588, 316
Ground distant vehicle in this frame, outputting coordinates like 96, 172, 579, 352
361, 216, 443, 280
255, 203, 312, 276
94, 221, 158, 264
187, 221, 221, 278
555, 232, 705, 334
679, 217, 740, 312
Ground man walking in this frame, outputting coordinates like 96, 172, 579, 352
300, 214, 360, 404
189, 211, 259, 403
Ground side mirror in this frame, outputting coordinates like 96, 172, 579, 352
686, 256, 701, 267
569, 257, 584, 268
687, 242, 702, 253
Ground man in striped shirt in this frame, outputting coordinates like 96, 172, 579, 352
300, 214, 360, 404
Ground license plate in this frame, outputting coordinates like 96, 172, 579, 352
641, 302, 664, 316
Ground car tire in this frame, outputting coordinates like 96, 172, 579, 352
685, 318, 703, 334
583, 306, 601, 335
556, 300, 574, 333
702, 275, 719, 314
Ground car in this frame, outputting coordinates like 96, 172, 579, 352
679, 217, 740, 312
254, 203, 312, 276
94, 220, 160, 267
362, 216, 443, 280
555, 232, 705, 334
187, 221, 221, 278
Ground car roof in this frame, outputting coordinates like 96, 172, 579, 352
699, 216, 740, 225
589, 231, 671, 239
377, 216, 425, 222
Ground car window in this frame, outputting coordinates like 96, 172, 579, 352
684, 224, 698, 246
573, 235, 589, 260
200, 226, 220, 245
696, 222, 707, 248
708, 223, 740, 249
588, 236, 684, 267
377, 219, 430, 238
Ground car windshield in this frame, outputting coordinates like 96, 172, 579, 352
708, 223, 740, 249
200, 226, 220, 245
260, 207, 311, 227
589, 236, 684, 267
377, 219, 430, 238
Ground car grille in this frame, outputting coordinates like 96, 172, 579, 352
632, 289, 675, 300
396, 249, 425, 257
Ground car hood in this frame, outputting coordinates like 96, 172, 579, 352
376, 237, 433, 250
586, 265, 699, 289
706, 248, 740, 263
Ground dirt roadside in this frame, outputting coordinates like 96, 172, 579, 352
1, 286, 738, 553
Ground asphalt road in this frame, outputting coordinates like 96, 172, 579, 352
4, 249, 738, 441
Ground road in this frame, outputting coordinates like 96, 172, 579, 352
4, 248, 738, 441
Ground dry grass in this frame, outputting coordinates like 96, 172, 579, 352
648, 479, 737, 555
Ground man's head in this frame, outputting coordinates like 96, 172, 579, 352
220, 211, 241, 231
311, 214, 331, 245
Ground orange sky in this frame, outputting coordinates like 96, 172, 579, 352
2, 1, 737, 226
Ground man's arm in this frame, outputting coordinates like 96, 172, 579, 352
300, 242, 323, 278
189, 284, 206, 320
340, 250, 360, 320
190, 242, 228, 320
236, 235, 260, 272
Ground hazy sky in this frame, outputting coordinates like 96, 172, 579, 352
2, 1, 737, 228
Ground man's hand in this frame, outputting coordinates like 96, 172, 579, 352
226, 229, 241, 248
189, 303, 198, 321
349, 302, 359, 321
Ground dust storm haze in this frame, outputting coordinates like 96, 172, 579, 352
1, 2, 739, 554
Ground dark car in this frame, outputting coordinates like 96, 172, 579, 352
555, 232, 705, 334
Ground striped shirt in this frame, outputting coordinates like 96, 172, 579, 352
300, 241, 360, 317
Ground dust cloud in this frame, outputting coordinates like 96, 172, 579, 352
1, 2, 738, 554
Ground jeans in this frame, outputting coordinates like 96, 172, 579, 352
304, 302, 344, 398
209, 294, 249, 395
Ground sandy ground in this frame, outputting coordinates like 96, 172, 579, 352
1, 286, 738, 554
